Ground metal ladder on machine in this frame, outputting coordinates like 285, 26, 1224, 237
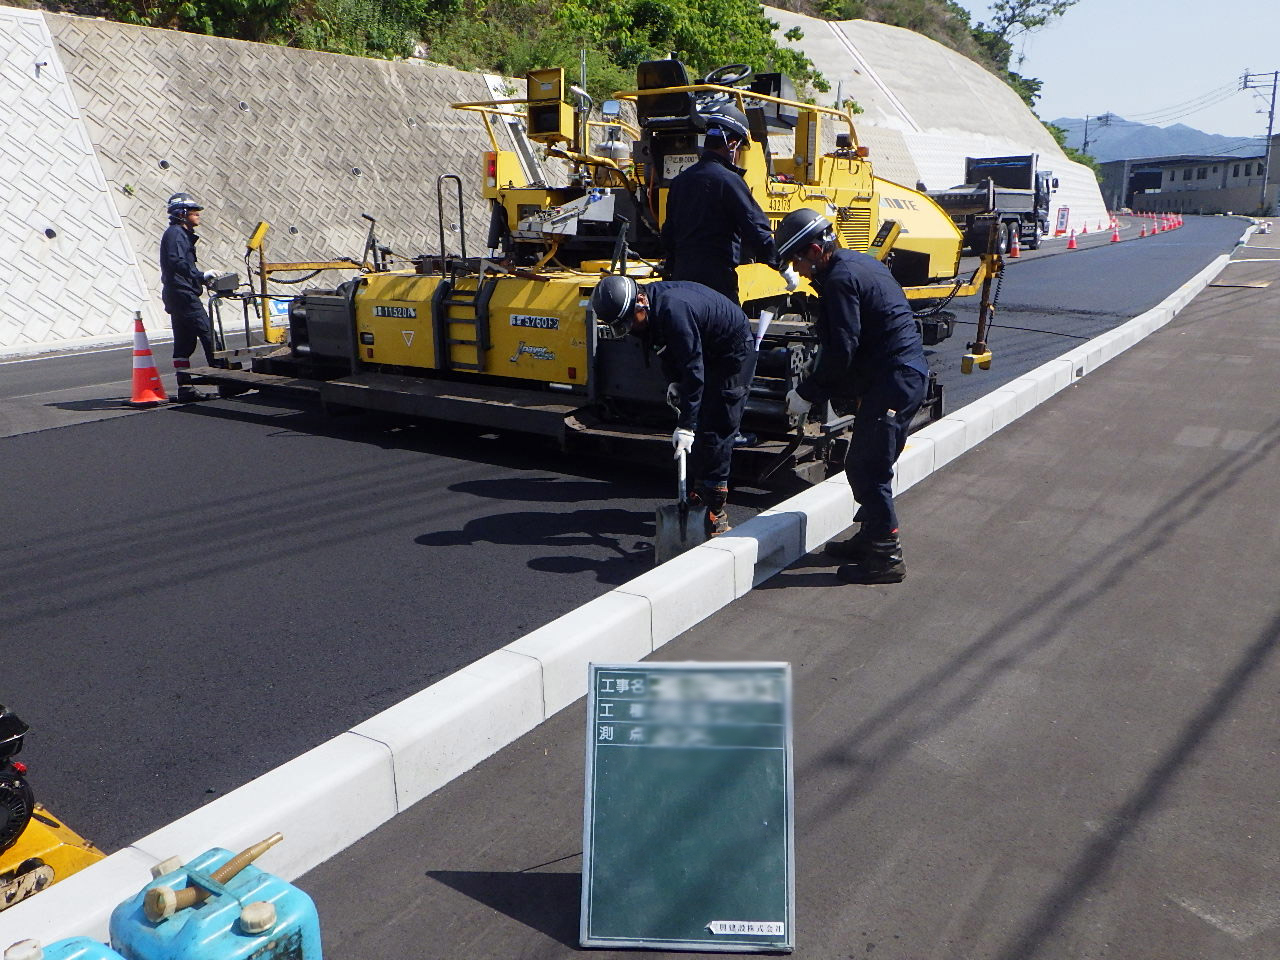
431, 174, 496, 372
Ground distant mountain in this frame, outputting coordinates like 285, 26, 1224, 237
1052, 117, 1265, 163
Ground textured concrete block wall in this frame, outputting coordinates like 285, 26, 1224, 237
45, 13, 502, 320
0, 6, 152, 353
1, 7, 507, 354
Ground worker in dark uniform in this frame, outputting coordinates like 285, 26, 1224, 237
160, 192, 218, 402
776, 209, 928, 584
590, 275, 753, 536
660, 104, 780, 304
661, 103, 795, 449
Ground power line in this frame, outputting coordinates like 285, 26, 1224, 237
1128, 87, 1241, 125
1123, 80, 1240, 119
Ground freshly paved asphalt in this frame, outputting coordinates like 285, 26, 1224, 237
301, 224, 1280, 958
0, 216, 1245, 853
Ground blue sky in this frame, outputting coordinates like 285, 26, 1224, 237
953, 0, 1279, 138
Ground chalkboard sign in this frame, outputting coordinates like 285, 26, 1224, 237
580, 663, 794, 952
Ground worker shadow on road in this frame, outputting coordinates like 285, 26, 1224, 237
426, 869, 581, 948
415, 508, 656, 584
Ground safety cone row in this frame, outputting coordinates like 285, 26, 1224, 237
1066, 229, 1078, 250
128, 311, 168, 407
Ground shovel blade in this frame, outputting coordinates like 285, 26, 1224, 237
654, 502, 708, 565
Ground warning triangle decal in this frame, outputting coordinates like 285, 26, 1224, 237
402, 330, 415, 347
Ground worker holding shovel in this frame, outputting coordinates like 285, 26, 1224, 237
590, 276, 753, 541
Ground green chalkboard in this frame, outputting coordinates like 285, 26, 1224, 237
580, 663, 794, 952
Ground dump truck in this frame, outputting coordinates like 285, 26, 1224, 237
184, 60, 1003, 485
928, 154, 1057, 253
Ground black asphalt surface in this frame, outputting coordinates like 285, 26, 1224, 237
0, 216, 1245, 854
930, 216, 1245, 409
302, 223, 1280, 958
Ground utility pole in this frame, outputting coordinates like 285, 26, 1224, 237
1080, 113, 1113, 156
1242, 70, 1278, 213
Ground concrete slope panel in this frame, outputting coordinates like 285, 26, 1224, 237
46, 13, 498, 314
766, 7, 1108, 232
0, 6, 154, 353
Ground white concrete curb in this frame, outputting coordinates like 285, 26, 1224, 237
0, 235, 1247, 945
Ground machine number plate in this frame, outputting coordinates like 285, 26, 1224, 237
511, 314, 560, 329
663, 154, 698, 181
374, 305, 417, 318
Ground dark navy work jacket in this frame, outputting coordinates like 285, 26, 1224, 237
160, 222, 205, 305
797, 248, 928, 404
661, 150, 777, 279
644, 281, 753, 431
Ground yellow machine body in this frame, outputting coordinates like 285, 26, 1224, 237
0, 803, 105, 911
355, 270, 593, 386
468, 68, 972, 311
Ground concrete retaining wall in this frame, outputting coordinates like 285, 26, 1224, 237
1, 6, 511, 355
767, 9, 1109, 232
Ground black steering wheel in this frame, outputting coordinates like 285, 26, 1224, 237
703, 63, 753, 87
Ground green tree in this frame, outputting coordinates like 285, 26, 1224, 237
553, 0, 827, 97
979, 0, 1079, 45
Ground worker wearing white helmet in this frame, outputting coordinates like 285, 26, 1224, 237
775, 208, 929, 584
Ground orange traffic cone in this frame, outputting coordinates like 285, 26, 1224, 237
1080, 222, 1088, 235
1110, 222, 1121, 242
128, 311, 168, 407
1139, 223, 1147, 238
1066, 229, 1078, 250
1009, 228, 1021, 258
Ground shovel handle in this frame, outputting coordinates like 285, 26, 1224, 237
676, 447, 687, 505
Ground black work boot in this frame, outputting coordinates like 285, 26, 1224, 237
824, 525, 875, 562
701, 485, 731, 537
836, 535, 906, 584
175, 385, 216, 403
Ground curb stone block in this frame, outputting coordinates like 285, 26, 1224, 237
784, 480, 854, 553
134, 732, 396, 877
894, 435, 935, 493
915, 416, 967, 470
617, 547, 737, 648
351, 651, 541, 810
506, 592, 653, 716
0, 848, 157, 944
701, 532, 764, 599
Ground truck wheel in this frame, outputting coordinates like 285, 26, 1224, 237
1027, 227, 1042, 250
994, 225, 1009, 254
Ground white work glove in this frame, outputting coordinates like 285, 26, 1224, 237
665, 382, 680, 413
780, 263, 800, 292
672, 428, 695, 458
785, 388, 812, 418
202, 270, 219, 286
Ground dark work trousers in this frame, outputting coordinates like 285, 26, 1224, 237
666, 263, 739, 305
846, 364, 928, 538
691, 337, 754, 492
166, 296, 215, 370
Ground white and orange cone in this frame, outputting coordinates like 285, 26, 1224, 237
128, 311, 168, 407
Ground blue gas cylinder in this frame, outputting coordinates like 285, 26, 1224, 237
108, 847, 321, 960
5, 938, 125, 960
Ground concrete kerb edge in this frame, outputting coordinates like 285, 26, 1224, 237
0, 245, 1235, 946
